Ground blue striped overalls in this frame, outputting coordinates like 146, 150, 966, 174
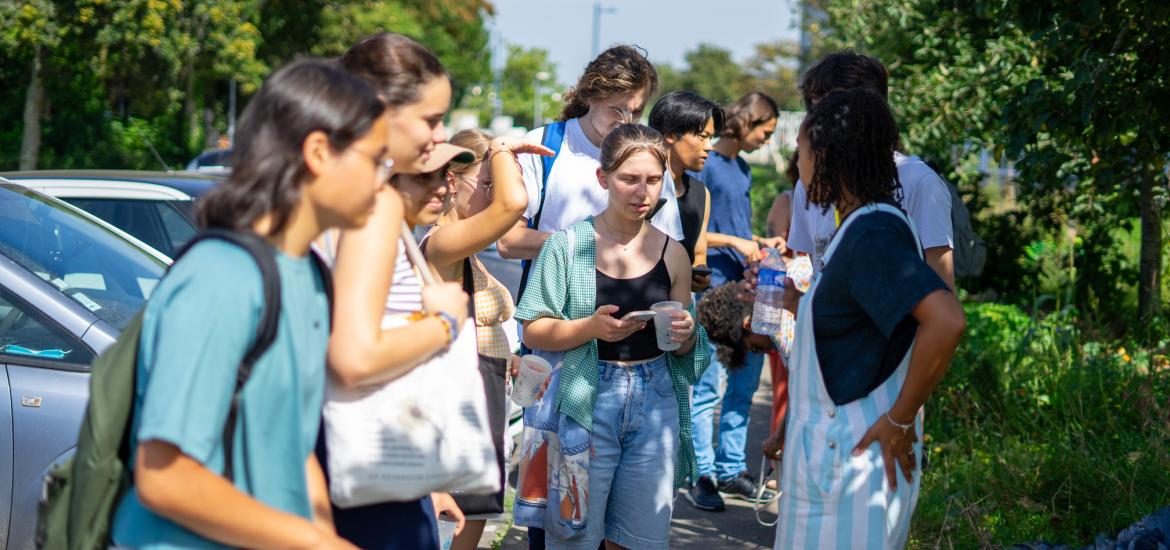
774, 203, 924, 549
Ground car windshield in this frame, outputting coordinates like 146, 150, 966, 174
0, 185, 166, 330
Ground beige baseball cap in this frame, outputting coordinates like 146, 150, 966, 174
418, 142, 476, 174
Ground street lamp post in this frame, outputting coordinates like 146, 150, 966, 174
591, 1, 617, 58
533, 71, 550, 129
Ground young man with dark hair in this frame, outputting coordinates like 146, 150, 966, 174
648, 91, 725, 291
684, 91, 785, 511
787, 50, 955, 291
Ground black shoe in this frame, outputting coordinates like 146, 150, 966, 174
684, 476, 726, 512
718, 471, 775, 502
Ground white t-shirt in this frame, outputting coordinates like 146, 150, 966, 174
788, 152, 953, 273
517, 118, 684, 240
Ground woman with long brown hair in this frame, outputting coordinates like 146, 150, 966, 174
497, 45, 685, 302
516, 124, 710, 549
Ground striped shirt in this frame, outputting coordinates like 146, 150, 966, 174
313, 230, 423, 325
384, 245, 423, 319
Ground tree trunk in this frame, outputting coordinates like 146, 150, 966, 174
183, 65, 198, 152
1137, 165, 1164, 322
19, 47, 46, 170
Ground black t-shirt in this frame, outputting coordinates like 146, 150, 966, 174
812, 208, 949, 405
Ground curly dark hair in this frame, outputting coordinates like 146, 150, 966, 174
697, 282, 754, 371
802, 89, 902, 214
799, 49, 888, 110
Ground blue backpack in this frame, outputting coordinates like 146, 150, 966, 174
517, 120, 566, 298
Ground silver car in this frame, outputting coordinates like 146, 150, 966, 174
0, 181, 166, 549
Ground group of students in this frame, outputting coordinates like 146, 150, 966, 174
105, 28, 965, 550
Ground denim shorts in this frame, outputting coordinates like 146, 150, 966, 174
547, 355, 680, 550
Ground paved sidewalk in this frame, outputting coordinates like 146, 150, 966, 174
485, 364, 780, 549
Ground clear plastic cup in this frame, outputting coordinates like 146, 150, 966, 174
651, 301, 684, 352
437, 517, 457, 549
512, 355, 552, 407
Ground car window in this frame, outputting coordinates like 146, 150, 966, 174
0, 186, 167, 331
160, 201, 198, 251
64, 198, 174, 256
0, 287, 95, 366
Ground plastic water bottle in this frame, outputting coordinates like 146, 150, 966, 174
751, 248, 786, 336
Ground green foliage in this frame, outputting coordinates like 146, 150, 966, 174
914, 302, 1170, 547
459, 44, 561, 128
812, 0, 1169, 332
653, 41, 802, 110
1, 0, 495, 170
750, 163, 791, 237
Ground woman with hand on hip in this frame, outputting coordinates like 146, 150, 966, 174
772, 89, 965, 550
516, 124, 711, 550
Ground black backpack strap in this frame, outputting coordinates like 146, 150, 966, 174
463, 257, 476, 318
172, 229, 281, 482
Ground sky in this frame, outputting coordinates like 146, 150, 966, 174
489, 0, 801, 88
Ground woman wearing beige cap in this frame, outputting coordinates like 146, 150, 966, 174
423, 129, 553, 549
317, 33, 473, 550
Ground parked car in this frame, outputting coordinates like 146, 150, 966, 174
0, 171, 220, 259
186, 148, 232, 174
0, 180, 167, 549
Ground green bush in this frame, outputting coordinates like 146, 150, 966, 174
912, 302, 1170, 547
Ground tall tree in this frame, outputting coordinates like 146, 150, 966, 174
812, 0, 1169, 325
459, 44, 560, 129
1, 0, 62, 169
679, 44, 747, 105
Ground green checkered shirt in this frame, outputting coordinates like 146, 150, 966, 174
515, 217, 711, 488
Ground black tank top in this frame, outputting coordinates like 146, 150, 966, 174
595, 237, 673, 361
676, 173, 707, 263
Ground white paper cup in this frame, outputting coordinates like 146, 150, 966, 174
512, 355, 552, 407
651, 301, 684, 352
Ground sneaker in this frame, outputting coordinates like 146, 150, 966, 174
684, 476, 726, 512
718, 471, 776, 502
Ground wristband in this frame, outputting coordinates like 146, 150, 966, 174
434, 311, 459, 344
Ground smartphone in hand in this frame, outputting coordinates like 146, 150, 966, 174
620, 310, 656, 323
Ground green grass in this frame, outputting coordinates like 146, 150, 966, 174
908, 303, 1170, 547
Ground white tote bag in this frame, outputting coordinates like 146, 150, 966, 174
323, 225, 500, 507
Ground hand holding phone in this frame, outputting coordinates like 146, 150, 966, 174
620, 310, 657, 323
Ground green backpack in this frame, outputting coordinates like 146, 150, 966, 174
35, 230, 330, 550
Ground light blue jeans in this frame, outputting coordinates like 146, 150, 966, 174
690, 343, 765, 482
547, 356, 679, 550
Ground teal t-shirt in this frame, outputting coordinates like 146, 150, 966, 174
111, 240, 329, 549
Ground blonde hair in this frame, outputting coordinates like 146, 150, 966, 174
599, 124, 668, 174
447, 129, 492, 178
